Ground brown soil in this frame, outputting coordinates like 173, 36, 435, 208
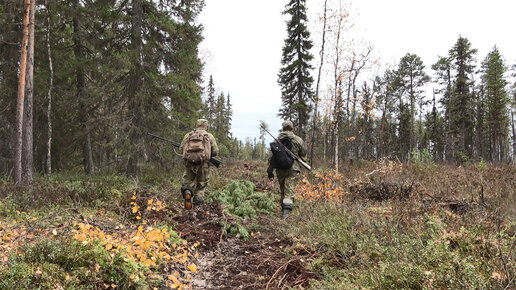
172, 203, 316, 289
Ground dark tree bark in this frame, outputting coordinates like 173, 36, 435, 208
126, 0, 144, 177
73, 0, 94, 174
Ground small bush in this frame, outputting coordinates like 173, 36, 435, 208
207, 180, 276, 219
0, 237, 144, 289
207, 180, 276, 239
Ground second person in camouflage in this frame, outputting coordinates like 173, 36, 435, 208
267, 120, 307, 218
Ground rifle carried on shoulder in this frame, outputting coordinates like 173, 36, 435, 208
147, 133, 222, 168
260, 125, 312, 171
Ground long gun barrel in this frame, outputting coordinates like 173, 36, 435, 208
260, 125, 312, 171
147, 133, 222, 168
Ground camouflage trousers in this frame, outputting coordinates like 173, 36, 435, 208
276, 169, 300, 206
182, 163, 210, 199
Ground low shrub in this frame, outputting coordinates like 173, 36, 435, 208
0, 237, 144, 289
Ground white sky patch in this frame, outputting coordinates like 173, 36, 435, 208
199, 0, 516, 141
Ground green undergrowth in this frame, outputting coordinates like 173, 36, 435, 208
0, 237, 145, 289
286, 201, 512, 289
207, 180, 276, 238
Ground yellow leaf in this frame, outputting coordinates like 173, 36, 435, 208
132, 206, 139, 214
131, 195, 137, 200
74, 233, 87, 242
148, 199, 153, 205
492, 272, 503, 280
105, 244, 113, 250
188, 263, 198, 273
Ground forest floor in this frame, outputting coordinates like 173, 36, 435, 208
1, 160, 516, 289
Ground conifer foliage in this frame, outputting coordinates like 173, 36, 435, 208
278, 0, 315, 139
0, 0, 206, 178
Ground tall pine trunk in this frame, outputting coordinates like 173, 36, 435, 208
13, 0, 31, 185
22, 0, 35, 184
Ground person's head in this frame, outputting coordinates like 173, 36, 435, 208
282, 120, 294, 131
196, 119, 208, 130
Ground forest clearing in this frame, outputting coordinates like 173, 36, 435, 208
2, 0, 516, 288
1, 160, 516, 289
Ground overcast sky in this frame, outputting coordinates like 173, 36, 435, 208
198, 0, 516, 141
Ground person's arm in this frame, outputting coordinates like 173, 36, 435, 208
267, 154, 274, 180
209, 134, 219, 157
179, 133, 189, 153
296, 136, 307, 158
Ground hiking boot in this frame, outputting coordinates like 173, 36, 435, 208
182, 187, 193, 210
281, 198, 293, 219
281, 208, 291, 219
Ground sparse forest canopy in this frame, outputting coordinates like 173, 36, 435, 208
286, 0, 516, 167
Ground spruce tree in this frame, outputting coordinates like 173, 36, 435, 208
449, 36, 477, 159
204, 75, 216, 125
278, 0, 314, 138
480, 46, 509, 161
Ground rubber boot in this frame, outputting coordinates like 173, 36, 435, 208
181, 186, 193, 210
281, 198, 293, 219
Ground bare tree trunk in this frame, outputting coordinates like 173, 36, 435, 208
45, 0, 53, 176
334, 122, 339, 173
22, 0, 35, 184
309, 0, 328, 165
377, 95, 387, 160
330, 2, 344, 171
13, 0, 31, 185
73, 0, 94, 174
510, 110, 516, 163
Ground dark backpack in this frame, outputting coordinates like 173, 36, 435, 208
270, 137, 295, 170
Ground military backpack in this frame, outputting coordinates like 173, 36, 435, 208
270, 137, 295, 170
183, 130, 212, 165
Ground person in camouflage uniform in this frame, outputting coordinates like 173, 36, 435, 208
179, 119, 219, 208
267, 120, 307, 218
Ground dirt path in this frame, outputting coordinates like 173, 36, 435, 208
171, 203, 315, 289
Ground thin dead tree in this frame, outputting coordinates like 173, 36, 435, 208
309, 0, 328, 165
45, 0, 54, 176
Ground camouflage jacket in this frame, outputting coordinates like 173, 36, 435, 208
267, 130, 306, 174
